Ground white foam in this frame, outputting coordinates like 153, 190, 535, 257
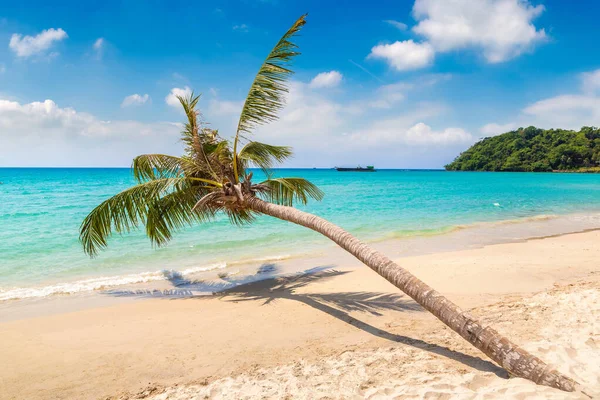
228, 253, 292, 266
0, 254, 296, 301
0, 262, 227, 301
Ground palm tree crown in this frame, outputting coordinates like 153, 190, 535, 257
80, 14, 323, 256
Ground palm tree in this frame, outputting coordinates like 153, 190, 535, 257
80, 15, 578, 393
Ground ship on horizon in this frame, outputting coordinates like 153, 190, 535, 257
335, 165, 376, 172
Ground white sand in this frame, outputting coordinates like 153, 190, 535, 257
147, 281, 600, 400
1, 230, 599, 399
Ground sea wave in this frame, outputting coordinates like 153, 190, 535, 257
0, 263, 227, 301
0, 253, 295, 302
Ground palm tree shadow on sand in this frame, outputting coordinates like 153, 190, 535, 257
104, 265, 506, 377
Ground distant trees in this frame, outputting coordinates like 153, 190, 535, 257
445, 126, 600, 172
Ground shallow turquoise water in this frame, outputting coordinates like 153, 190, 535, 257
2, 168, 600, 298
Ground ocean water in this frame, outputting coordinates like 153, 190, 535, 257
2, 168, 600, 301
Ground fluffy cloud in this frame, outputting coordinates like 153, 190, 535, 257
523, 95, 600, 129
348, 120, 471, 147
214, 80, 469, 168
384, 20, 408, 30
582, 69, 600, 94
121, 94, 150, 108
482, 70, 600, 132
165, 86, 192, 107
309, 71, 343, 89
412, 0, 546, 63
252, 81, 344, 143
368, 40, 434, 71
404, 122, 472, 145
0, 98, 181, 166
9, 28, 68, 58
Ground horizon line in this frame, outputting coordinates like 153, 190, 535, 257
0, 166, 447, 170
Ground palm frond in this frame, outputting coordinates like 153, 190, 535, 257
255, 177, 324, 206
175, 93, 222, 181
238, 141, 293, 176
80, 178, 195, 256
225, 207, 257, 225
145, 185, 216, 247
178, 92, 201, 150
132, 154, 190, 182
232, 14, 307, 182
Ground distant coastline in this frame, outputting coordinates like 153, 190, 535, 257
446, 126, 600, 172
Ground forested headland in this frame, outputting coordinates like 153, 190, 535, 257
445, 126, 600, 172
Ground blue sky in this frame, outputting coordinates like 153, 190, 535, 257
1, 0, 599, 167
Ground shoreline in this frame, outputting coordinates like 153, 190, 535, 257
2, 210, 600, 306
1, 230, 599, 399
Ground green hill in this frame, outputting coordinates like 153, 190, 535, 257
445, 126, 600, 172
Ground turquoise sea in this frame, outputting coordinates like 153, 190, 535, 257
2, 168, 600, 301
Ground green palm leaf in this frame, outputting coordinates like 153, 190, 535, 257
132, 154, 188, 182
238, 141, 293, 176
232, 14, 307, 182
178, 92, 202, 151
80, 177, 215, 256
145, 184, 217, 247
256, 177, 324, 206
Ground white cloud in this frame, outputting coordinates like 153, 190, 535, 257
9, 28, 68, 58
412, 0, 546, 63
484, 70, 600, 131
121, 94, 150, 108
197, 78, 469, 168
0, 98, 181, 166
582, 69, 600, 94
384, 20, 408, 30
348, 120, 472, 146
233, 24, 249, 32
480, 122, 518, 136
405, 122, 472, 145
523, 95, 600, 129
368, 40, 434, 71
165, 86, 193, 108
252, 81, 344, 143
309, 71, 343, 89
241, 81, 467, 167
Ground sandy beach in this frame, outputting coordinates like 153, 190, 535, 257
1, 230, 599, 399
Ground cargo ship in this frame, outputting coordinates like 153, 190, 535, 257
335, 165, 376, 172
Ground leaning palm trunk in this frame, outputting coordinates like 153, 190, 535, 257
247, 197, 578, 393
